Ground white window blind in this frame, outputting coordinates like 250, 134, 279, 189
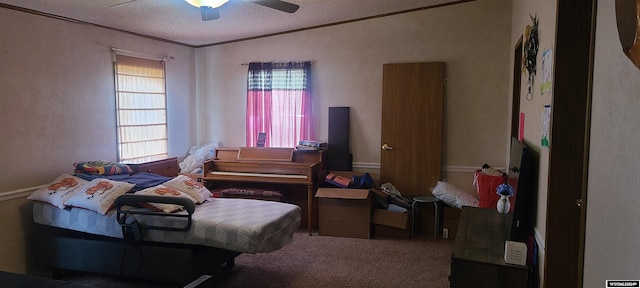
114, 54, 168, 163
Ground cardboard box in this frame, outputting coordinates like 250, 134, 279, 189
325, 171, 380, 187
316, 188, 371, 239
373, 209, 408, 229
372, 208, 411, 239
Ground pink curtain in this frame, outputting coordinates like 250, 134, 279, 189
246, 62, 312, 147
246, 63, 272, 147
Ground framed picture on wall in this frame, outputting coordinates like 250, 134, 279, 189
257, 132, 266, 147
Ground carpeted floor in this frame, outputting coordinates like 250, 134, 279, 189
59, 231, 453, 288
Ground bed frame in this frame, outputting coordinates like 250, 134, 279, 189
31, 195, 240, 285
1, 270, 90, 288
30, 158, 240, 286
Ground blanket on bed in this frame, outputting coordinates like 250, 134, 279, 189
74, 172, 170, 192
73, 161, 133, 176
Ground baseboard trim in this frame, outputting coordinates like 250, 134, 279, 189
444, 165, 477, 173
352, 163, 494, 173
0, 186, 42, 202
352, 162, 380, 170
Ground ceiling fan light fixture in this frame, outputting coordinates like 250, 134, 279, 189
185, 0, 229, 9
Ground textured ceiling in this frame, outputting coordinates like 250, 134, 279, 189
0, 0, 470, 47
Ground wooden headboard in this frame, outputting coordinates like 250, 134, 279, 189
134, 157, 179, 177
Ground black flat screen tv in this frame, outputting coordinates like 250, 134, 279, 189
507, 137, 539, 242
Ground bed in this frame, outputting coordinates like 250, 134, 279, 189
28, 159, 301, 285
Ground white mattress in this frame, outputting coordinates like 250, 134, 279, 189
32, 198, 301, 254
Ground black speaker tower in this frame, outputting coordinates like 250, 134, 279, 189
328, 107, 352, 171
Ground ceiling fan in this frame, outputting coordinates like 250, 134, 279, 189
111, 0, 299, 21
110, 0, 300, 21
189, 0, 299, 21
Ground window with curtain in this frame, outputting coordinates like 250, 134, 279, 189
246, 62, 313, 148
113, 54, 168, 163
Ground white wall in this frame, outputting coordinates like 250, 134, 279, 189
0, 7, 195, 273
584, 1, 640, 286
195, 0, 513, 180
0, 8, 196, 192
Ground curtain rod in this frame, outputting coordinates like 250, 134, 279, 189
111, 48, 174, 61
240, 61, 313, 66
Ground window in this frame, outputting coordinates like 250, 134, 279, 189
246, 62, 313, 148
113, 54, 168, 163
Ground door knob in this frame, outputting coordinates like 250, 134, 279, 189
576, 198, 583, 207
382, 144, 394, 150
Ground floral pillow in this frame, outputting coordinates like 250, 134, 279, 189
64, 178, 135, 215
163, 175, 212, 203
27, 174, 89, 209
134, 185, 196, 213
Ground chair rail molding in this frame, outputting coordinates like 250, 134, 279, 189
352, 163, 492, 173
0, 186, 43, 202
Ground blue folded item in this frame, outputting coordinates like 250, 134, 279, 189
351, 173, 375, 189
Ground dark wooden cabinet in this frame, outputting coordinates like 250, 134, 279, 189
450, 207, 529, 288
135, 157, 179, 177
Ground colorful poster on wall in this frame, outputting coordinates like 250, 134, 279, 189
541, 105, 551, 148
257, 132, 266, 147
540, 48, 553, 95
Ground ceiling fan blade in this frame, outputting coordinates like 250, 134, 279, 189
200, 6, 220, 21
248, 0, 300, 13
110, 0, 137, 8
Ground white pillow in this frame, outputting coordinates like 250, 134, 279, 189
430, 181, 478, 209
134, 185, 196, 213
163, 175, 212, 203
28, 174, 89, 209
64, 178, 135, 215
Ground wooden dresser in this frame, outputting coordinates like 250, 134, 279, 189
450, 207, 529, 288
